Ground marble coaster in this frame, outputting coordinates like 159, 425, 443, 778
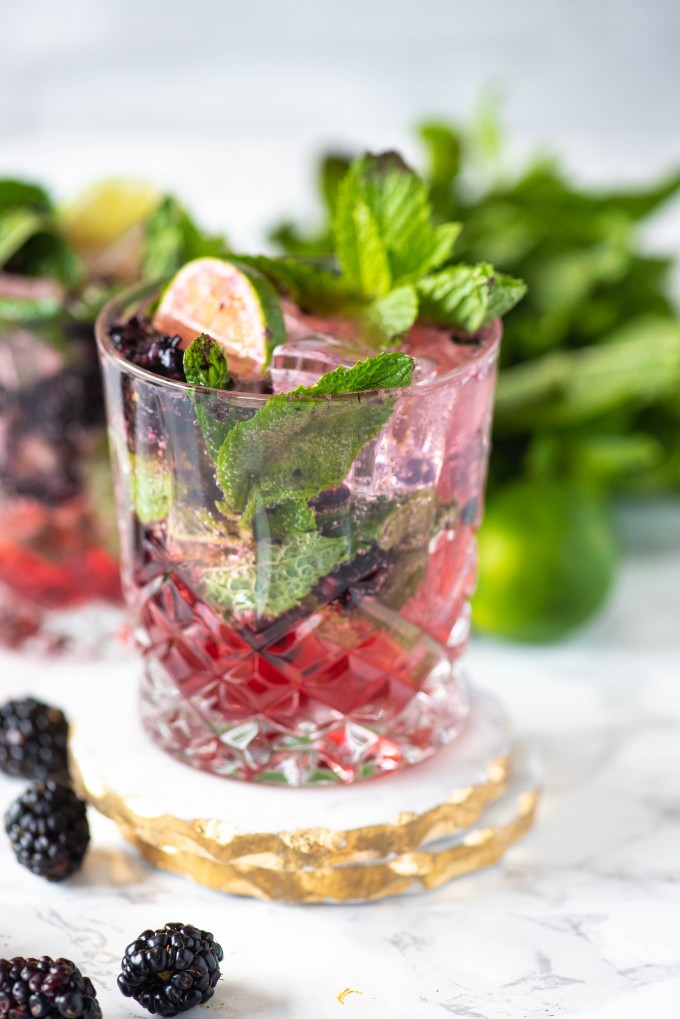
70, 674, 515, 867
116, 747, 540, 903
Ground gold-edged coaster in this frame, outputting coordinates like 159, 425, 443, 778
70, 674, 539, 898
110, 749, 539, 903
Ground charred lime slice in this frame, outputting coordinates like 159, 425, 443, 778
153, 257, 285, 381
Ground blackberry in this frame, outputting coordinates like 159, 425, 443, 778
4, 780, 90, 881
0, 698, 69, 781
110, 315, 185, 381
329, 543, 391, 607
0, 956, 102, 1019
118, 923, 223, 1017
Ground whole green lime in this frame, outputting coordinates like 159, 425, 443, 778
473, 481, 618, 642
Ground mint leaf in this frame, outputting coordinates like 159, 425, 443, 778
359, 285, 419, 347
418, 121, 462, 217
417, 263, 525, 331
332, 193, 391, 296
0, 179, 52, 215
218, 396, 393, 518
183, 334, 229, 389
236, 254, 353, 312
0, 208, 48, 268
0, 294, 62, 322
292, 349, 414, 395
130, 455, 172, 523
259, 499, 317, 540
333, 153, 461, 285
217, 352, 414, 518
486, 272, 529, 321
202, 530, 350, 619
183, 335, 235, 460
0, 198, 82, 286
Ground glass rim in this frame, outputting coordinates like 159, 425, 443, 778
96, 277, 502, 402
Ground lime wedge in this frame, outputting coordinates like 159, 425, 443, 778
61, 179, 163, 281
153, 257, 285, 380
61, 179, 162, 250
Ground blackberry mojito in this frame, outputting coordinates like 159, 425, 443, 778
97, 154, 524, 784
0, 178, 223, 652
0, 181, 122, 651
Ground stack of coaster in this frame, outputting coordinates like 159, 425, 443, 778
70, 679, 540, 903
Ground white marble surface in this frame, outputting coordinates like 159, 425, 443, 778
0, 502, 679, 1017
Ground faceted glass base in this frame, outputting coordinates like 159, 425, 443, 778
139, 650, 469, 786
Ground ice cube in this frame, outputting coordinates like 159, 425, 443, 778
270, 334, 369, 394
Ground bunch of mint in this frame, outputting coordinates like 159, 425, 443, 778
267, 117, 680, 642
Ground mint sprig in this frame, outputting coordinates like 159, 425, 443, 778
182, 335, 238, 461
333, 152, 461, 286
183, 333, 230, 389
255, 152, 524, 345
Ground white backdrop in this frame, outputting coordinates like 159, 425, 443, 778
2, 0, 680, 141
1, 0, 680, 246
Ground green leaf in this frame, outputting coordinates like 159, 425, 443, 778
130, 455, 172, 523
333, 153, 461, 286
422, 222, 462, 272
183, 334, 236, 460
0, 179, 52, 215
201, 529, 351, 619
596, 168, 680, 221
183, 334, 230, 389
417, 264, 492, 331
217, 352, 414, 518
0, 208, 48, 268
486, 272, 529, 321
418, 120, 462, 216
236, 254, 353, 312
0, 294, 62, 322
333, 194, 391, 297
295, 349, 414, 395
260, 499, 317, 540
528, 431, 665, 488
320, 154, 353, 215
495, 317, 680, 430
360, 285, 419, 347
418, 263, 525, 331
12, 231, 83, 286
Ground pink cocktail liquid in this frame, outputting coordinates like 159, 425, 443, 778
133, 517, 475, 784
0, 322, 122, 652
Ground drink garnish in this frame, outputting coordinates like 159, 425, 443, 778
238, 152, 525, 345
154, 256, 285, 380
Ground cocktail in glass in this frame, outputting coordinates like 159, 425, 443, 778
97, 279, 501, 785
0, 291, 121, 652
